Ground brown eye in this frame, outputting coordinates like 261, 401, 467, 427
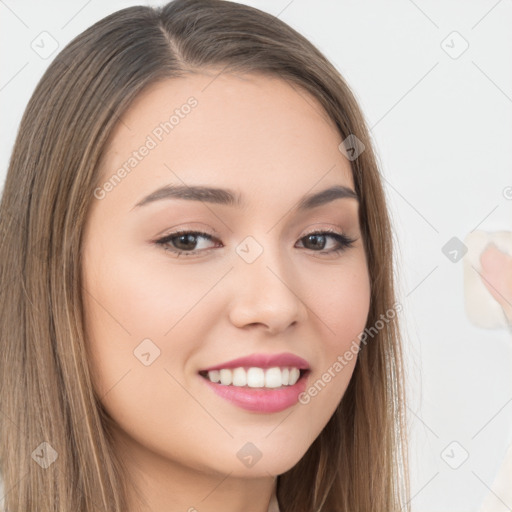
297, 230, 357, 254
155, 230, 219, 257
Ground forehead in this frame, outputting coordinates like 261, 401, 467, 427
113, 69, 338, 138
96, 71, 355, 208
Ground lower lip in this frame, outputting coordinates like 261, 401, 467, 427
200, 372, 310, 413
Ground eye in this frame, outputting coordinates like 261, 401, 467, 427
155, 230, 219, 257
296, 228, 357, 256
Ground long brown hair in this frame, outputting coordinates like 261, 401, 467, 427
0, 1, 409, 510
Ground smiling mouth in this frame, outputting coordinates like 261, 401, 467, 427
198, 368, 310, 388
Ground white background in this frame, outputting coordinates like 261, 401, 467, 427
1, 1, 511, 510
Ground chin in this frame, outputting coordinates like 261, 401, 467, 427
222, 444, 309, 478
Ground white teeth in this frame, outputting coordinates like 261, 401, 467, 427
232, 367, 246, 386
247, 367, 265, 387
219, 369, 232, 385
289, 368, 300, 385
205, 367, 303, 388
264, 367, 281, 388
208, 369, 220, 383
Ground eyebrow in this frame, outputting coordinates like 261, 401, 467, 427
131, 183, 358, 211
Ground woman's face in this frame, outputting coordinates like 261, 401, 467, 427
82, 71, 370, 487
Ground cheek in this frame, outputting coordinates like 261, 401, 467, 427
81, 245, 203, 451
84, 243, 218, 340
297, 252, 370, 410
81, 241, 224, 397
309, 253, 371, 348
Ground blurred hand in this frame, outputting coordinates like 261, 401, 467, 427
479, 243, 512, 325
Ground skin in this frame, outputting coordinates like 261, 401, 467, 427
480, 244, 512, 324
81, 70, 371, 512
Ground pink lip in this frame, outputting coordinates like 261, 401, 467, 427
199, 352, 310, 372
200, 371, 310, 413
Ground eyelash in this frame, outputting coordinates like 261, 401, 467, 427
154, 227, 357, 258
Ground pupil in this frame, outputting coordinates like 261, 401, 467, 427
176, 234, 196, 250
307, 234, 325, 250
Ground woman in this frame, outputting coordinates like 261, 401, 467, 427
0, 1, 409, 510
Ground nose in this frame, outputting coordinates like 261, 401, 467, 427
228, 243, 308, 334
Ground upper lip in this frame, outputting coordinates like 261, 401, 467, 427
199, 352, 311, 372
